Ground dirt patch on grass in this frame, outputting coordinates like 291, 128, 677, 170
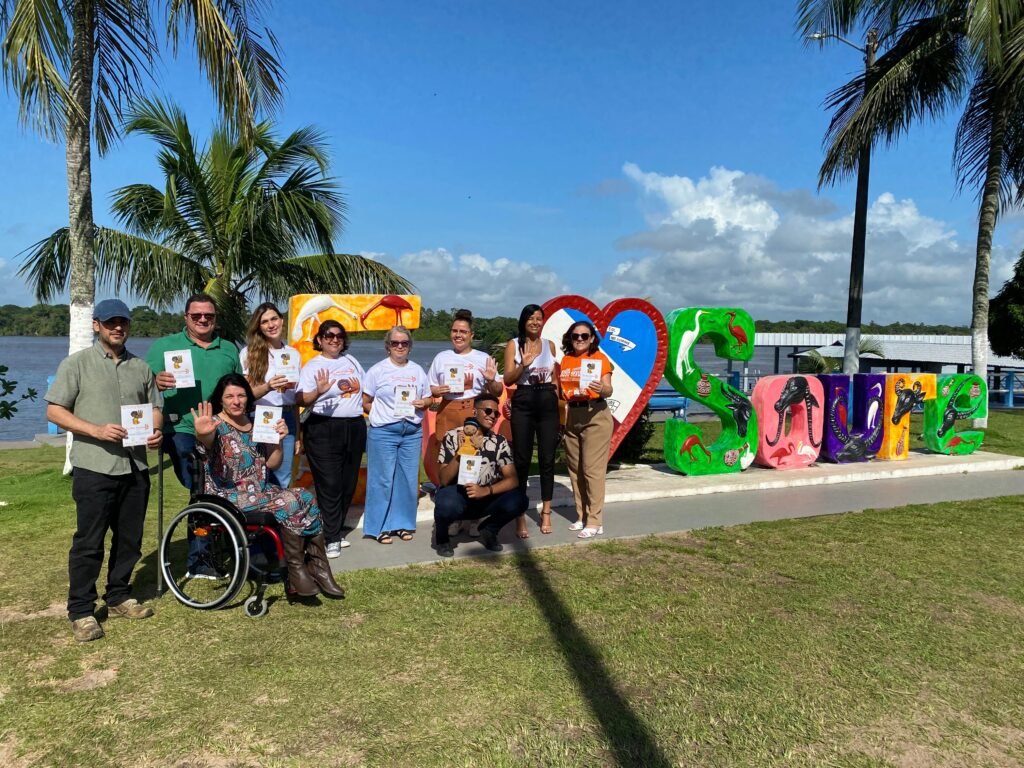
973, 592, 1024, 620
0, 735, 42, 768
26, 654, 55, 672
798, 703, 1024, 767
52, 666, 118, 692
0, 601, 64, 623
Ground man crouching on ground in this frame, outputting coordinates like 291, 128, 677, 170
433, 393, 528, 557
45, 300, 163, 642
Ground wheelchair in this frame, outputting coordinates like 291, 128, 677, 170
158, 454, 296, 618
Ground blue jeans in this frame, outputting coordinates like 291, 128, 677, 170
268, 409, 297, 488
363, 420, 422, 538
162, 431, 197, 491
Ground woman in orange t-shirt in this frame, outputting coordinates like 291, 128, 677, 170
557, 321, 614, 538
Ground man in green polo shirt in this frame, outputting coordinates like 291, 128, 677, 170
145, 293, 241, 490
45, 299, 163, 642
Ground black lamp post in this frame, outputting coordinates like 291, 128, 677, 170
810, 29, 880, 374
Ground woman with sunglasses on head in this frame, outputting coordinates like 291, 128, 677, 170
503, 304, 559, 537
428, 309, 503, 434
361, 326, 432, 544
558, 321, 614, 539
296, 321, 366, 558
240, 302, 301, 487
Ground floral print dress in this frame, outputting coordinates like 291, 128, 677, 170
201, 421, 321, 536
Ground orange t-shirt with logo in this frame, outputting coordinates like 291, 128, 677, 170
559, 351, 614, 401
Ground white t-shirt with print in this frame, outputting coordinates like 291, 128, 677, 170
362, 358, 432, 428
240, 344, 299, 407
428, 348, 494, 401
297, 353, 365, 418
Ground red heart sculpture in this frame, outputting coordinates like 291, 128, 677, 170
541, 295, 668, 458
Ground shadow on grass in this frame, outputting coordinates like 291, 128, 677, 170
503, 548, 673, 767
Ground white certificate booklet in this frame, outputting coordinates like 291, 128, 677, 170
164, 349, 196, 388
578, 358, 603, 393
253, 405, 283, 444
120, 404, 153, 447
458, 454, 481, 485
393, 385, 416, 417
445, 363, 465, 394
271, 348, 300, 383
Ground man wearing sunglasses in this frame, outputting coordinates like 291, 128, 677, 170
145, 293, 241, 491
433, 393, 528, 557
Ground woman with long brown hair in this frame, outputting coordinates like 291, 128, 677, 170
241, 302, 301, 487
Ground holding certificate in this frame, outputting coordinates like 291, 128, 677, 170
120, 404, 155, 447
163, 349, 196, 388
242, 303, 302, 488
361, 326, 432, 544
253, 406, 284, 444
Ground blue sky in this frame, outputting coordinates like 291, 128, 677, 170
0, 0, 1018, 325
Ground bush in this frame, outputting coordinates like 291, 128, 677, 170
611, 407, 655, 464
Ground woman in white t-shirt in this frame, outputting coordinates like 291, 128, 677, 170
241, 302, 301, 487
360, 326, 432, 544
296, 320, 366, 558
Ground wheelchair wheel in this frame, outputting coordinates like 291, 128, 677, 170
160, 501, 250, 610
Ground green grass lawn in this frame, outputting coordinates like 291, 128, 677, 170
1, 412, 1023, 766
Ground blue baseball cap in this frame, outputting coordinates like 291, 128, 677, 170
94, 299, 132, 322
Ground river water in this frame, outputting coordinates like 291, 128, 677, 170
0, 336, 784, 442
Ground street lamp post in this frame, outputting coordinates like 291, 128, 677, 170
810, 29, 880, 375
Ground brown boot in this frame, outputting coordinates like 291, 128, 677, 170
304, 533, 346, 599
280, 528, 319, 597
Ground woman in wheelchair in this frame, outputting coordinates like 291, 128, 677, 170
191, 374, 344, 599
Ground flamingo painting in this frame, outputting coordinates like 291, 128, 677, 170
724, 311, 748, 351
290, 295, 359, 340
359, 295, 414, 329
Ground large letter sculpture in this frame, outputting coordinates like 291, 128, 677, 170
751, 375, 824, 469
663, 308, 758, 475
541, 296, 668, 457
819, 373, 886, 463
923, 373, 988, 455
879, 373, 936, 460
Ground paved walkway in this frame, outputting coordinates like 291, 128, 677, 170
329, 450, 1024, 573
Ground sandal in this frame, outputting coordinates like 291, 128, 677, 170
395, 529, 414, 541
540, 512, 553, 535
376, 533, 393, 545
577, 527, 601, 539
516, 517, 530, 539
568, 521, 584, 531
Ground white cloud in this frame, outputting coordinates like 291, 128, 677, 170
599, 163, 1017, 325
369, 248, 569, 317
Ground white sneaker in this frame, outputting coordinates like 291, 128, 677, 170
568, 521, 584, 531
338, 538, 351, 549
326, 541, 342, 559
577, 527, 602, 539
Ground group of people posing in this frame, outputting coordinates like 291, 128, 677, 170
46, 293, 617, 641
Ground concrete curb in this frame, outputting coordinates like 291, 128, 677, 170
342, 450, 1024, 530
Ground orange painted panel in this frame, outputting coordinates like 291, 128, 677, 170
287, 294, 422, 365
878, 373, 937, 460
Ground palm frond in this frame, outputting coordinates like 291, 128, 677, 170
92, 0, 154, 154
820, 13, 969, 185
0, 0, 74, 140
243, 254, 415, 304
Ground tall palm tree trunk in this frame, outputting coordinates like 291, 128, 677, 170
66, 1, 96, 356
971, 105, 1006, 429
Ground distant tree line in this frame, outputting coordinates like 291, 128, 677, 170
2, 303, 972, 341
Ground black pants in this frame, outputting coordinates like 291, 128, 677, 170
433, 485, 529, 545
303, 415, 367, 543
510, 385, 560, 501
68, 467, 150, 620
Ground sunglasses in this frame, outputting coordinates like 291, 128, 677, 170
321, 332, 344, 341
188, 312, 216, 321
477, 407, 499, 417
389, 340, 410, 348
571, 332, 592, 341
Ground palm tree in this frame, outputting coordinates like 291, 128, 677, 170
989, 247, 1024, 358
1, 0, 284, 354
19, 98, 413, 342
797, 0, 1024, 427
797, 337, 885, 374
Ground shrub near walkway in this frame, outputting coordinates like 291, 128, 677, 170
0, 414, 1022, 766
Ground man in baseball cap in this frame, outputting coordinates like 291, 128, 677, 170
45, 299, 163, 641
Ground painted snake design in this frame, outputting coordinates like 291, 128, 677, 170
766, 376, 820, 447
829, 386, 884, 461
937, 379, 983, 437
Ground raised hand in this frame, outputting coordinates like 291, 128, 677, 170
190, 402, 218, 440
483, 357, 498, 382
520, 347, 539, 368
462, 371, 475, 391
314, 368, 335, 395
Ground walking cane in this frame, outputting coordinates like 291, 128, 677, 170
156, 443, 164, 597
